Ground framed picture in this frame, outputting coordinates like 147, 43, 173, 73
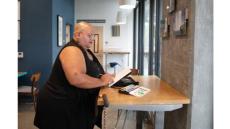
161, 17, 170, 38
65, 24, 71, 43
57, 15, 63, 46
18, 0, 21, 40
93, 34, 99, 53
173, 8, 188, 36
168, 0, 176, 13
112, 25, 120, 37
18, 21, 20, 40
18, 0, 20, 20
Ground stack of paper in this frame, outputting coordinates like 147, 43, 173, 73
119, 85, 150, 97
129, 86, 150, 97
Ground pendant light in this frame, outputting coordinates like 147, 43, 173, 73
118, 0, 136, 9
116, 11, 126, 24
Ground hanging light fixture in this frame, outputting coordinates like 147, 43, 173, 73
118, 0, 136, 9
116, 11, 126, 24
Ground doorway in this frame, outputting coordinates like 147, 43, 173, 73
90, 25, 104, 67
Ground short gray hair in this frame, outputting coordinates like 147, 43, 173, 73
73, 22, 93, 41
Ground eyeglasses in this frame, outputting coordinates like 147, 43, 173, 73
88, 34, 95, 40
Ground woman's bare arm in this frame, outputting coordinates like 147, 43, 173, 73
59, 46, 113, 89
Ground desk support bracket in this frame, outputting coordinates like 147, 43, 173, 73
110, 104, 183, 112
155, 111, 165, 129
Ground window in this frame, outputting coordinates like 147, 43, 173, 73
144, 0, 150, 75
133, 0, 161, 76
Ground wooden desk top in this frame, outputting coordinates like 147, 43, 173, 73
98, 75, 190, 106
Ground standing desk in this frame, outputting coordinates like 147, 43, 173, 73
98, 75, 190, 129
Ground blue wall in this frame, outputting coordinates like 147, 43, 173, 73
18, 0, 53, 87
18, 0, 74, 87
52, 0, 74, 62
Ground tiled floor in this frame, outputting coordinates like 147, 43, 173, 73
18, 103, 153, 129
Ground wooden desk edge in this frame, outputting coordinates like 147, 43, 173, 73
98, 95, 190, 106
98, 75, 191, 106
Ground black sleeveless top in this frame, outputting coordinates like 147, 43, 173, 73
46, 39, 105, 100
34, 40, 105, 129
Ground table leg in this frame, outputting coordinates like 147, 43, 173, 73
136, 111, 144, 129
154, 111, 165, 129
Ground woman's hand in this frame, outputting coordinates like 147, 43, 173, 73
100, 73, 114, 86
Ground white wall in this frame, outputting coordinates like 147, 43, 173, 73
75, 0, 133, 73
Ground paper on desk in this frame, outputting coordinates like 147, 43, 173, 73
129, 86, 150, 97
109, 68, 131, 87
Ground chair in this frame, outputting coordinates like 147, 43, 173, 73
130, 68, 139, 75
109, 62, 120, 74
18, 72, 41, 110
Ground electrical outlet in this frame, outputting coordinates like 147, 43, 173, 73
18, 52, 23, 58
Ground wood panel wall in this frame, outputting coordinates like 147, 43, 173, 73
161, 0, 195, 129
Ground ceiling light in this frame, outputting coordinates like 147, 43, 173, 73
118, 0, 136, 9
116, 11, 126, 25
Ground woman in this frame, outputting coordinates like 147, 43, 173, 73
34, 22, 114, 129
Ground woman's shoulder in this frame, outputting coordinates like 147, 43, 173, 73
61, 46, 83, 57
59, 40, 88, 60
65, 39, 79, 47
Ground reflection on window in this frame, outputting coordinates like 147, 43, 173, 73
144, 0, 150, 75
135, 7, 139, 69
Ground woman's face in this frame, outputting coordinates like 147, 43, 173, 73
78, 28, 94, 49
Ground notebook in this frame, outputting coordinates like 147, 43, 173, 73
109, 68, 132, 87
